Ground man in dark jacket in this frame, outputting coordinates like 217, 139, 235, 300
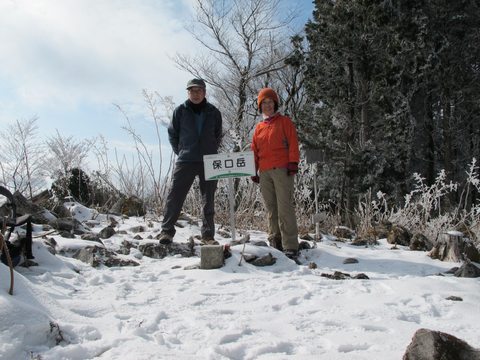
159, 78, 223, 245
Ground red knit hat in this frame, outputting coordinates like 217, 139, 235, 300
257, 88, 279, 108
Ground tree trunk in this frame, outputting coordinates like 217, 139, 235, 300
442, 92, 452, 178
429, 232, 463, 262
409, 88, 436, 184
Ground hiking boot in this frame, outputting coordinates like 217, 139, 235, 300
20, 259, 38, 267
201, 237, 219, 245
283, 249, 298, 259
158, 232, 173, 245
267, 235, 283, 251
284, 249, 301, 265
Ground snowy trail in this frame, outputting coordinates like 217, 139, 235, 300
1, 215, 480, 360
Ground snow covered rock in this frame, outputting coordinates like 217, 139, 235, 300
403, 328, 480, 360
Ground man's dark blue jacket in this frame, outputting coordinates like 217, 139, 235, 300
168, 100, 222, 162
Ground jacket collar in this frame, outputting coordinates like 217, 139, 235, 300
262, 112, 280, 123
186, 98, 207, 114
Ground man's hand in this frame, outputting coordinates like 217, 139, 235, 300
251, 175, 260, 183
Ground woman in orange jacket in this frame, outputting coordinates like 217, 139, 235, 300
251, 88, 300, 259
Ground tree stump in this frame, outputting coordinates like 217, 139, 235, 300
429, 231, 463, 262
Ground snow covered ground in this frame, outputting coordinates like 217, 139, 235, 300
1, 204, 480, 360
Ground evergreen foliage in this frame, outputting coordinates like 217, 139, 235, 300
300, 0, 480, 220
52, 168, 91, 205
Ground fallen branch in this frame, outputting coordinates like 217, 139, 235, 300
33, 230, 58, 238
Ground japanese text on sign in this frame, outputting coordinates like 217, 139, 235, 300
204, 151, 255, 180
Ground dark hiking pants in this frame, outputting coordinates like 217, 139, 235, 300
161, 161, 217, 238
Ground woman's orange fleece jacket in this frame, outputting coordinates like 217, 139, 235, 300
251, 113, 300, 172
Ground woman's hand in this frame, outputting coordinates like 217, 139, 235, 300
287, 162, 298, 176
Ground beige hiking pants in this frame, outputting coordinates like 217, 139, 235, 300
259, 168, 299, 251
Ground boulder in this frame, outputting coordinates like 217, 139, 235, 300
410, 233, 433, 251
0, 190, 55, 224
48, 218, 87, 234
110, 196, 145, 217
99, 225, 116, 239
80, 232, 103, 243
138, 241, 195, 259
250, 253, 276, 267
387, 225, 411, 246
72, 246, 139, 267
454, 262, 480, 278
403, 328, 480, 360
129, 225, 146, 233
332, 226, 355, 241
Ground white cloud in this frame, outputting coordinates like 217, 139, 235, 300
0, 0, 314, 157
0, 0, 198, 107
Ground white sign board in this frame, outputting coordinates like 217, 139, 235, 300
203, 151, 255, 180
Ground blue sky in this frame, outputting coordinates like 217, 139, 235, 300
0, 0, 314, 172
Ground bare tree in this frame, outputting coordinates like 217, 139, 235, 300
113, 90, 176, 209
0, 117, 45, 197
174, 0, 302, 152
44, 130, 93, 178
90, 135, 111, 179
266, 34, 307, 120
